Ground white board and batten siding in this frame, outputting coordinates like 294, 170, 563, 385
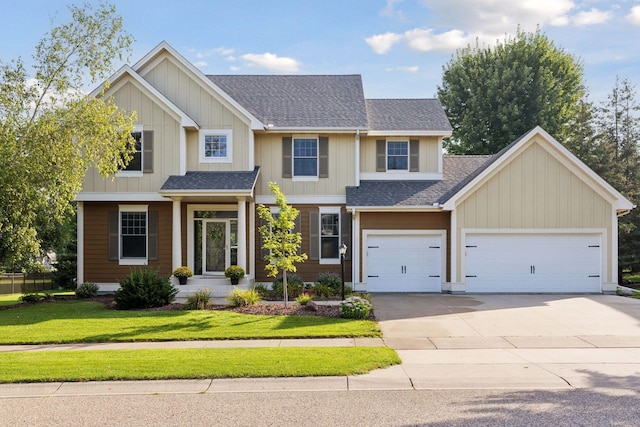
463, 231, 604, 293
363, 230, 446, 292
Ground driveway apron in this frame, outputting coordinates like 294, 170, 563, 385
369, 293, 640, 389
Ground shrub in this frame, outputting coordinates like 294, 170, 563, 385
114, 267, 178, 310
227, 287, 262, 307
52, 250, 77, 290
308, 283, 333, 298
339, 296, 372, 319
76, 282, 99, 299
253, 283, 269, 297
316, 272, 343, 294
185, 289, 211, 310
19, 293, 48, 304
295, 293, 313, 305
272, 274, 305, 299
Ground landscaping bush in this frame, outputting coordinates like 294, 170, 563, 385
316, 272, 342, 295
253, 283, 269, 297
271, 274, 305, 299
295, 293, 313, 305
308, 283, 333, 298
339, 296, 372, 319
185, 289, 210, 310
114, 267, 178, 310
227, 287, 262, 307
75, 282, 99, 299
52, 250, 77, 290
19, 293, 50, 304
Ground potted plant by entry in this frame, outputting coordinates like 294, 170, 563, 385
173, 266, 193, 285
224, 265, 245, 285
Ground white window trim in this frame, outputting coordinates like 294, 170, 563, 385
292, 136, 319, 181
386, 139, 409, 172
200, 129, 233, 163
319, 206, 341, 265
117, 125, 144, 178
118, 204, 148, 266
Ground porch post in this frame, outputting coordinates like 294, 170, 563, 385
77, 201, 84, 287
172, 197, 182, 270
237, 197, 247, 271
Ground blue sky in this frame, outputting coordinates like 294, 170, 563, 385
1, 0, 639, 104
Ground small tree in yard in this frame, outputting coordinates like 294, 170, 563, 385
257, 182, 307, 307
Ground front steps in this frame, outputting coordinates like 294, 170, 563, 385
174, 275, 254, 300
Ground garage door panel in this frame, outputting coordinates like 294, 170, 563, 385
367, 234, 443, 292
465, 233, 601, 293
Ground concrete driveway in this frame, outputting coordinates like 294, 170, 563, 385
367, 294, 640, 389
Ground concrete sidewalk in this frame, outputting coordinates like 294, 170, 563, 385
2, 294, 640, 396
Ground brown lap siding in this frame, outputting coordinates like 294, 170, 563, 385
358, 211, 451, 283
254, 204, 352, 284
83, 201, 173, 283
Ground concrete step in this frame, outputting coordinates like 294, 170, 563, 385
175, 276, 254, 299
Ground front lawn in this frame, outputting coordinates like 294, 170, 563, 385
0, 300, 380, 344
0, 347, 400, 383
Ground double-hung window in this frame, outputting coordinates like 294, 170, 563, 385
387, 140, 409, 171
200, 129, 233, 163
293, 138, 318, 177
119, 205, 148, 265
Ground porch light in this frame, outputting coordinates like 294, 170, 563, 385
339, 243, 348, 300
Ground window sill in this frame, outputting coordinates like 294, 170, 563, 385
292, 176, 319, 182
319, 258, 341, 265
199, 157, 233, 164
119, 258, 148, 266
116, 171, 144, 178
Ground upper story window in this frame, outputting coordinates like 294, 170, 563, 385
293, 138, 318, 177
200, 129, 233, 163
123, 131, 143, 172
387, 141, 408, 171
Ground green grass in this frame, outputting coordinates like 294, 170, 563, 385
0, 300, 380, 344
0, 347, 400, 383
0, 291, 75, 306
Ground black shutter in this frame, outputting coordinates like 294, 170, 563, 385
309, 211, 319, 261
143, 130, 154, 173
282, 137, 292, 178
410, 139, 419, 172
319, 136, 329, 178
293, 214, 302, 255
148, 211, 158, 261
108, 211, 119, 261
376, 140, 386, 172
259, 217, 270, 261
341, 210, 352, 261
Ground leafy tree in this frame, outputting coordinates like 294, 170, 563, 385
257, 182, 307, 307
0, 3, 136, 268
438, 28, 585, 154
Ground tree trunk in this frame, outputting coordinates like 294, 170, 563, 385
283, 270, 289, 308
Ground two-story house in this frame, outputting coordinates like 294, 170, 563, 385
77, 42, 633, 295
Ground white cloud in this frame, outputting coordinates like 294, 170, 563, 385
193, 61, 207, 68
627, 5, 640, 25
573, 8, 612, 26
241, 53, 301, 73
365, 32, 404, 54
405, 28, 472, 53
380, 0, 406, 21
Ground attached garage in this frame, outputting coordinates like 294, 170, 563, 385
464, 233, 602, 293
364, 231, 445, 292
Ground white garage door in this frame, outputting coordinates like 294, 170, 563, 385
366, 234, 443, 292
465, 233, 602, 293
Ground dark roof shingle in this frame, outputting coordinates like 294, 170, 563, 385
365, 99, 452, 132
346, 156, 494, 207
160, 167, 260, 192
208, 75, 368, 128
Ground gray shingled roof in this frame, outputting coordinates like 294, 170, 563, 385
208, 75, 368, 129
160, 167, 259, 192
365, 99, 452, 132
346, 156, 494, 207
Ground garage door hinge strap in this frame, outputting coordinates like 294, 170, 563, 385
368, 246, 379, 249
466, 275, 477, 278
368, 275, 379, 278
429, 275, 440, 278
429, 246, 440, 249
466, 245, 477, 248
588, 245, 600, 248
588, 275, 600, 277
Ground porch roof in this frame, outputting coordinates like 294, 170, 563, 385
160, 167, 260, 196
346, 156, 494, 208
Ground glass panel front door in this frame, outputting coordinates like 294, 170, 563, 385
204, 221, 227, 274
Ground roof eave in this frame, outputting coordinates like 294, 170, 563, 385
366, 130, 452, 137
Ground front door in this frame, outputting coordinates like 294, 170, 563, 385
203, 220, 227, 274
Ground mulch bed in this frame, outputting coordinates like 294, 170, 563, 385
1, 295, 348, 318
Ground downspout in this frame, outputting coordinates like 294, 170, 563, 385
355, 130, 360, 186
352, 207, 358, 290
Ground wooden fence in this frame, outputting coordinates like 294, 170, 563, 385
0, 273, 55, 294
